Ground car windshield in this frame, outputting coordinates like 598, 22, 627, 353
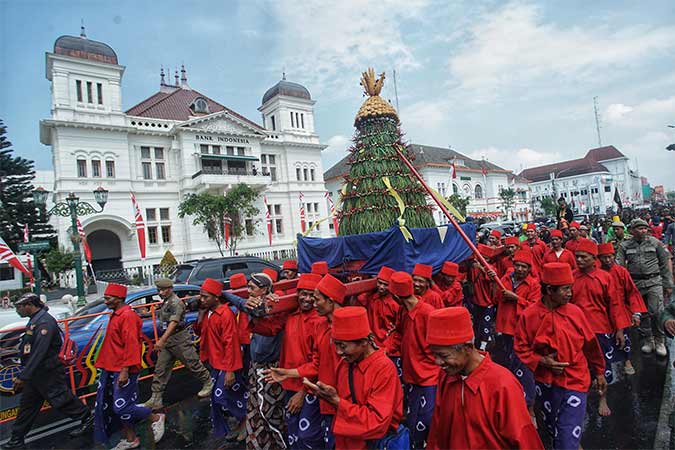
174, 265, 194, 283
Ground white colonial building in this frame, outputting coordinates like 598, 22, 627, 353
520, 146, 643, 216
324, 144, 532, 223
37, 30, 329, 275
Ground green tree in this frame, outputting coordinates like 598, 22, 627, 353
446, 194, 471, 217
178, 184, 260, 256
667, 191, 675, 202
0, 120, 55, 248
540, 196, 557, 217
44, 247, 74, 275
498, 188, 516, 218
339, 69, 435, 235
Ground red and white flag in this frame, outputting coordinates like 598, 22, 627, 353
23, 224, 29, 243
0, 237, 30, 276
450, 157, 457, 179
76, 218, 92, 263
325, 192, 339, 236
299, 192, 306, 233
223, 215, 231, 249
130, 192, 146, 259
264, 196, 273, 246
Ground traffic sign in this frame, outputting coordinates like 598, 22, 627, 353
18, 241, 51, 252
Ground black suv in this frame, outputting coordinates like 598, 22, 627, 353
173, 256, 281, 289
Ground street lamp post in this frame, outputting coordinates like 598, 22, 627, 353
33, 187, 108, 306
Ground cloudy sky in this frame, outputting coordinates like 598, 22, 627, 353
2, 0, 674, 189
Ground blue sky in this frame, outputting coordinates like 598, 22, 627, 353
2, 0, 674, 189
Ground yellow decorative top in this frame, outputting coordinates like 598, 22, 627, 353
355, 68, 398, 126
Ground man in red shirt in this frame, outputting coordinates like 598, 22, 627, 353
564, 221, 581, 253
597, 243, 647, 376
573, 239, 630, 417
469, 244, 499, 350
432, 261, 463, 307
515, 263, 607, 450
248, 273, 324, 449
543, 229, 577, 270
521, 223, 547, 273
281, 260, 299, 280
305, 307, 403, 450
495, 236, 520, 278
94, 283, 165, 449
426, 307, 543, 450
264, 274, 346, 449
388, 272, 438, 449
493, 250, 540, 415
488, 229, 502, 247
193, 278, 246, 439
411, 263, 444, 309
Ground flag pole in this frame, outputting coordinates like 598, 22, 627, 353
393, 146, 506, 291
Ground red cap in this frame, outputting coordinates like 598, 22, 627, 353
263, 268, 279, 282
282, 260, 298, 270
332, 307, 371, 341
389, 271, 413, 297
377, 266, 395, 282
597, 243, 615, 256
426, 307, 474, 346
297, 273, 322, 291
550, 229, 563, 239
541, 263, 574, 286
504, 236, 520, 246
316, 274, 346, 304
311, 261, 329, 275
477, 244, 496, 259
513, 250, 533, 266
490, 229, 502, 239
569, 221, 581, 229
575, 238, 598, 256
412, 263, 433, 279
229, 273, 247, 289
104, 283, 127, 299
441, 261, 459, 276
526, 223, 537, 231
201, 278, 223, 296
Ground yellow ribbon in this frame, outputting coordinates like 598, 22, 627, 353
302, 215, 332, 237
429, 187, 466, 222
382, 176, 413, 242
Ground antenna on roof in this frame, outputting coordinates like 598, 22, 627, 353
282, 66, 286, 81
393, 68, 400, 113
80, 19, 87, 38
160, 65, 165, 86
593, 96, 603, 147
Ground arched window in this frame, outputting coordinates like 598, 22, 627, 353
475, 185, 483, 199
452, 184, 459, 195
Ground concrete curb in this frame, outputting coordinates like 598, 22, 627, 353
655, 337, 674, 449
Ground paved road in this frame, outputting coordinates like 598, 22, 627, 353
2, 330, 670, 449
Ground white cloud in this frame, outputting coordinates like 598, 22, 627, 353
621, 130, 675, 189
448, 1, 675, 101
604, 96, 675, 128
605, 103, 634, 122
467, 146, 563, 173
268, 0, 432, 98
321, 134, 351, 169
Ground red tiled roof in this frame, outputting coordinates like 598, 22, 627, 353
126, 87, 263, 130
585, 145, 625, 162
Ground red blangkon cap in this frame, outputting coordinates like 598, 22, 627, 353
504, 236, 520, 246
550, 229, 563, 239
282, 260, 298, 270
263, 268, 279, 282
541, 263, 574, 286
426, 307, 474, 346
490, 229, 502, 239
597, 243, 615, 256
229, 273, 247, 289
389, 271, 414, 297
526, 223, 537, 231
441, 261, 459, 276
377, 266, 395, 282
316, 274, 346, 304
569, 221, 581, 229
513, 250, 533, 266
201, 278, 224, 296
332, 306, 371, 341
311, 261, 329, 275
297, 273, 322, 291
104, 283, 127, 299
575, 238, 598, 256
412, 263, 433, 279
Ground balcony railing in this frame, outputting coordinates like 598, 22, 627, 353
192, 167, 271, 179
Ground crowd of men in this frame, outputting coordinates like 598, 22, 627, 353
3, 210, 675, 450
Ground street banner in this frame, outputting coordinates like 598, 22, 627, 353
0, 237, 30, 276
130, 192, 146, 259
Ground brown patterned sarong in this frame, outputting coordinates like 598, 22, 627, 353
246, 361, 287, 450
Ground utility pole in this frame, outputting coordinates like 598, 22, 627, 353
393, 69, 400, 113
593, 96, 602, 147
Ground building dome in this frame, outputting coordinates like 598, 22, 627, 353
54, 34, 118, 65
262, 79, 311, 105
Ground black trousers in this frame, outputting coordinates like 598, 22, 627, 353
12, 368, 89, 439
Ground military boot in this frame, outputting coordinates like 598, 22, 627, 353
197, 378, 214, 398
1, 435, 25, 449
655, 337, 667, 357
641, 337, 655, 354
141, 392, 163, 410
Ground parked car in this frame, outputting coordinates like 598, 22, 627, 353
0, 284, 202, 396
173, 256, 281, 288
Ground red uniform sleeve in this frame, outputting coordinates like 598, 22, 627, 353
249, 313, 287, 337
493, 381, 544, 449
605, 275, 631, 330
297, 326, 322, 379
120, 313, 143, 369
522, 281, 541, 309
426, 378, 450, 450
216, 311, 243, 372
513, 312, 540, 373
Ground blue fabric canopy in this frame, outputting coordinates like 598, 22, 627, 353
297, 223, 476, 275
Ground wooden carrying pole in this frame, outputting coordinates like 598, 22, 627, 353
392, 146, 507, 291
